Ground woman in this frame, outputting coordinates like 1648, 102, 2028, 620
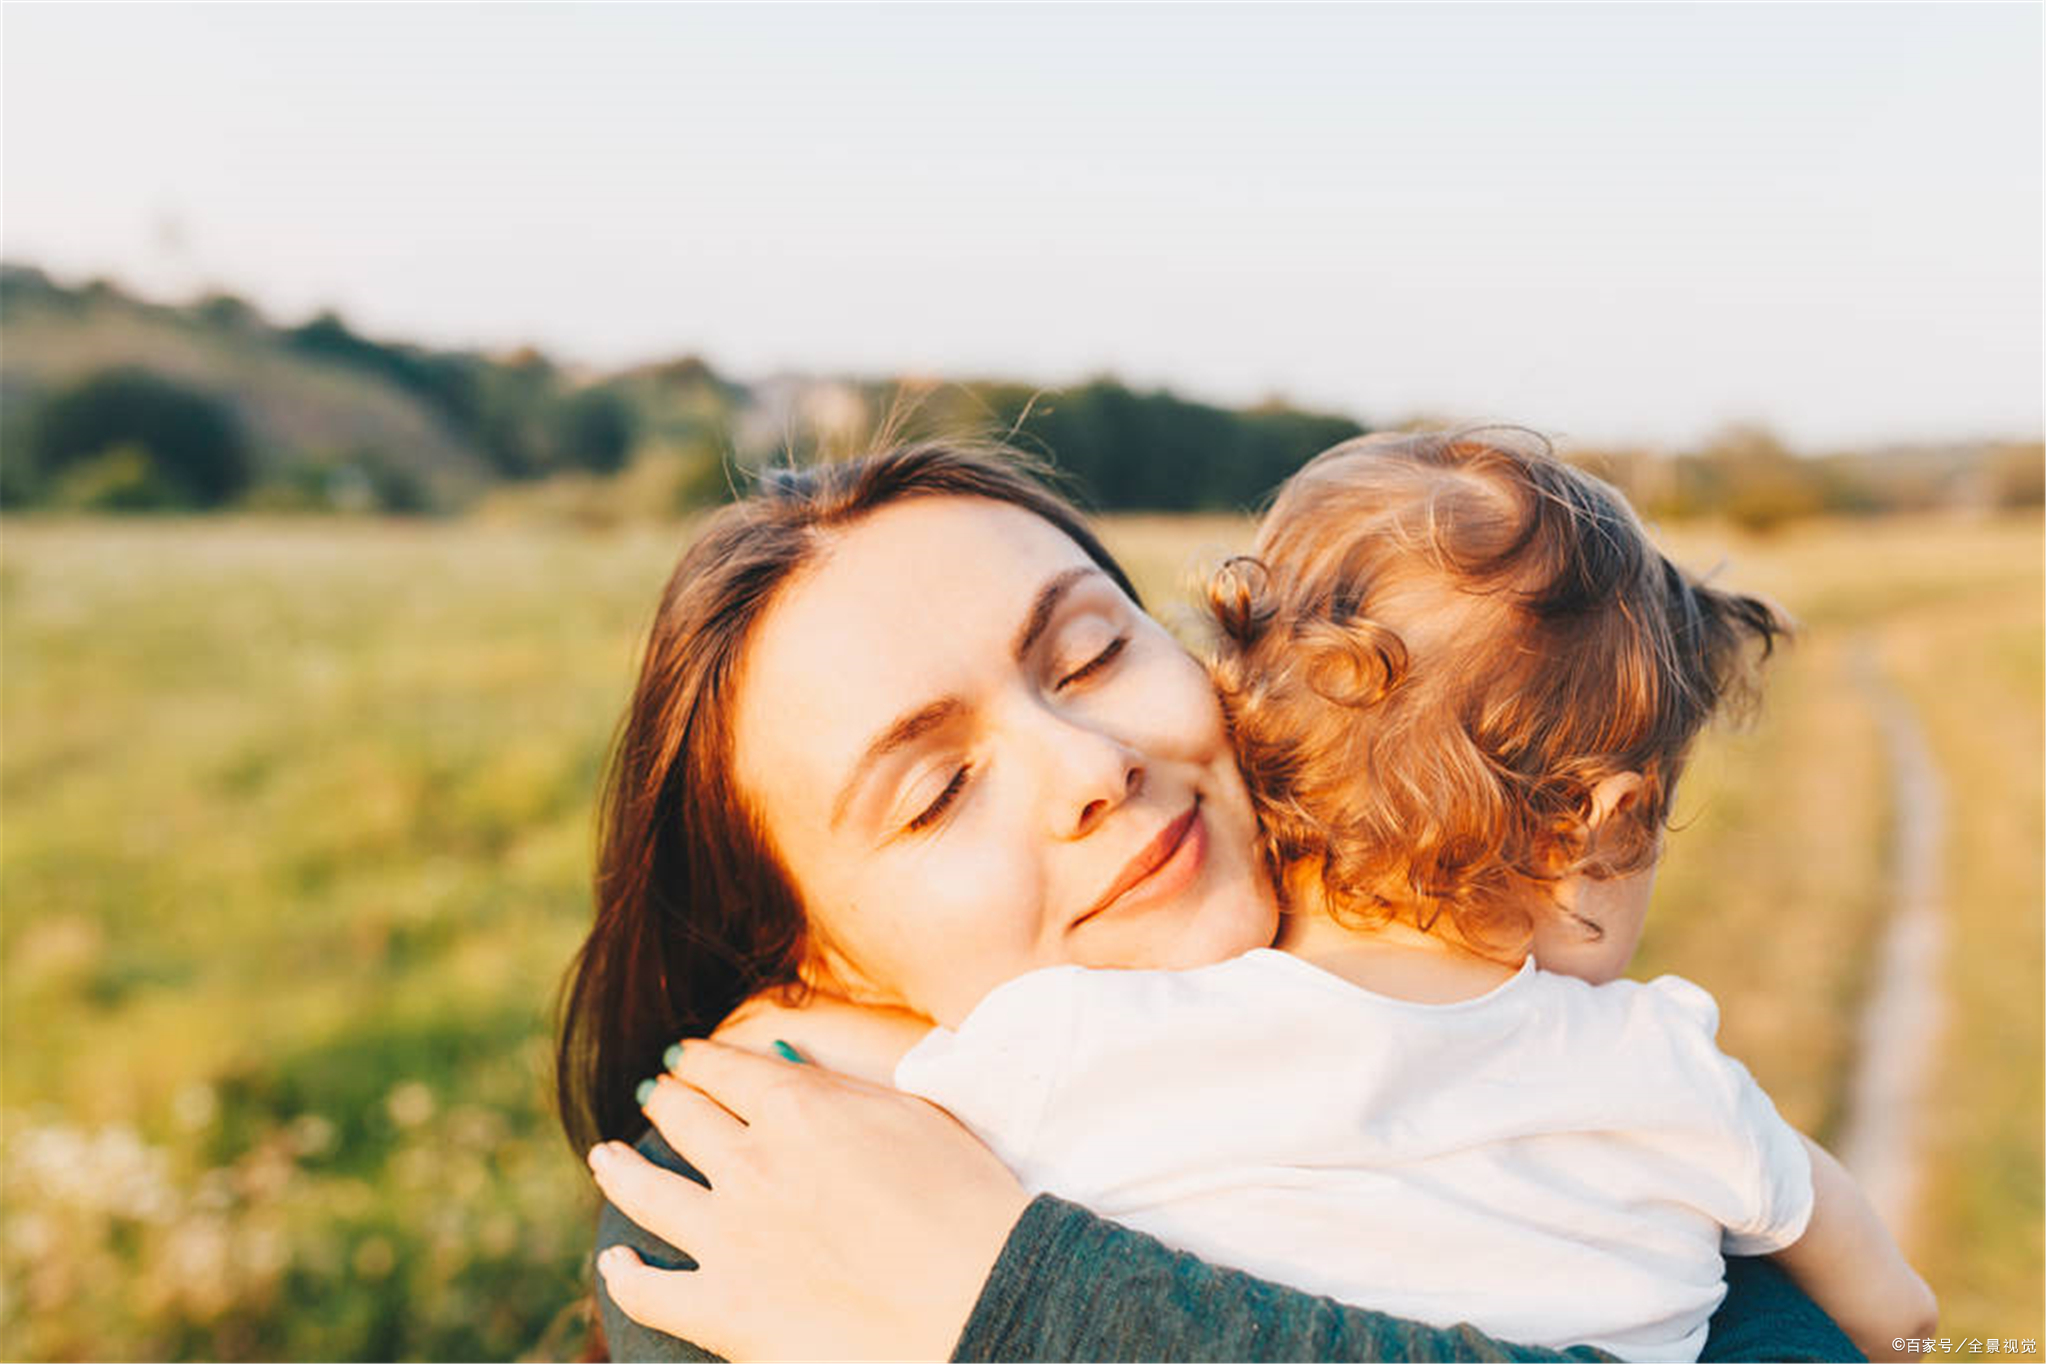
558, 442, 1858, 1362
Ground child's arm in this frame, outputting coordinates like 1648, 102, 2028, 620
1770, 1134, 1936, 1362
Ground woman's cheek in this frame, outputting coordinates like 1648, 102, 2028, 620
1120, 643, 1231, 759
879, 827, 1047, 1022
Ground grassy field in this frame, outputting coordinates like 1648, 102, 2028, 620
1646, 519, 2044, 1351
3, 510, 2040, 1359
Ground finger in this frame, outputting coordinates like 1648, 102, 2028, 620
596, 1243, 734, 1354
641, 1072, 749, 1182
668, 1036, 842, 1122
586, 1139, 717, 1258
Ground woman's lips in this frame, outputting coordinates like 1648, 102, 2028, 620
1074, 802, 1207, 929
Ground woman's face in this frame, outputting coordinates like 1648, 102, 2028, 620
732, 495, 1279, 1027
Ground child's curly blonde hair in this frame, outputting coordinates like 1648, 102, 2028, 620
1207, 429, 1789, 957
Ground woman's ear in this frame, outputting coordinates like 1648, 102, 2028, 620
1586, 770, 1648, 832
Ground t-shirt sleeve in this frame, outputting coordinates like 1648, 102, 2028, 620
1721, 1076, 1817, 1255
1645, 975, 1817, 1256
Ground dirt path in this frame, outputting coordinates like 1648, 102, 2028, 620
1836, 641, 1948, 1245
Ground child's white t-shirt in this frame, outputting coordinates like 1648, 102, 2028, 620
894, 948, 1814, 1363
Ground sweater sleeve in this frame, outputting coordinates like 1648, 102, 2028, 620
1700, 1255, 1864, 1363
952, 1195, 1616, 1363
593, 1150, 1860, 1363
954, 1197, 1865, 1364
592, 1136, 1610, 1364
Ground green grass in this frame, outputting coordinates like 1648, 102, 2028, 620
2, 517, 683, 1359
1648, 515, 2044, 1340
3, 511, 2039, 1358
1882, 587, 2044, 1342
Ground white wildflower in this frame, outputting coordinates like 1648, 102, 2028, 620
385, 1081, 435, 1129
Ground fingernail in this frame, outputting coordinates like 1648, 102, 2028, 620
772, 1039, 808, 1065
599, 1245, 631, 1275
635, 1077, 657, 1107
663, 1041, 684, 1071
587, 1142, 615, 1171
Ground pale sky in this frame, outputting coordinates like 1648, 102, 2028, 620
4, 3, 2040, 449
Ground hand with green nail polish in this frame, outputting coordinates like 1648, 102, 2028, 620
700, 990, 930, 1086
594, 1037, 1030, 1361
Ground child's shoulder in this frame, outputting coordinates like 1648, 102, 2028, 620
1530, 967, 1725, 1038
1636, 973, 1723, 1035
1513, 971, 1775, 1141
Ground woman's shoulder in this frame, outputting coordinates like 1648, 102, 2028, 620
594, 1128, 719, 1362
713, 989, 933, 1085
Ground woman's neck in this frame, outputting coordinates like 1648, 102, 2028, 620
1273, 866, 1525, 1005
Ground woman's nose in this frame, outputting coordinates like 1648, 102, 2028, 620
1073, 763, 1142, 839
1042, 720, 1143, 840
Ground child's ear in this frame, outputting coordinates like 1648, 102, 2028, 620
1586, 770, 1648, 832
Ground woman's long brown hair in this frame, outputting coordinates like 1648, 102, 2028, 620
554, 441, 1139, 1155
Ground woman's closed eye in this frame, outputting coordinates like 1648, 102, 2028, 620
898, 634, 1127, 836
1055, 635, 1128, 690
905, 763, 972, 833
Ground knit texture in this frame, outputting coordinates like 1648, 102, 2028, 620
593, 1132, 1863, 1362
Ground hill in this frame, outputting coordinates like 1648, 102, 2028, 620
2, 264, 2034, 525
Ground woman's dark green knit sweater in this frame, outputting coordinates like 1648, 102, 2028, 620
594, 1129, 1863, 1362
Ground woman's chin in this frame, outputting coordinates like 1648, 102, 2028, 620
1081, 892, 1278, 972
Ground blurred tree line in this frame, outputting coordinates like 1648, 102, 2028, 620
1, 264, 2038, 524
896, 380, 1367, 514
1571, 425, 2045, 534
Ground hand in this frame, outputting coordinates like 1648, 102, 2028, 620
587, 1039, 1033, 1361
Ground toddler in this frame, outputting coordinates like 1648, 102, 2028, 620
885, 430, 1933, 1361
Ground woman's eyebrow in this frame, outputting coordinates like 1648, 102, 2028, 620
1011, 566, 1105, 663
830, 697, 967, 831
